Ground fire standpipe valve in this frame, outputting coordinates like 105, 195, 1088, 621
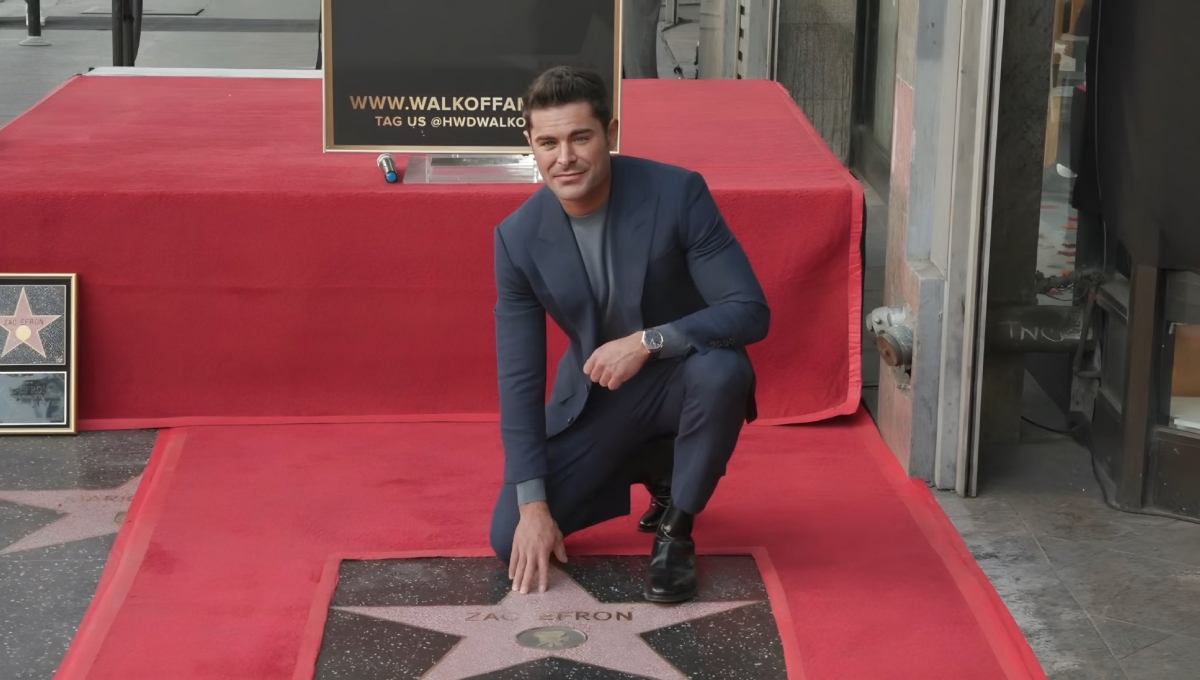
866, 306, 914, 369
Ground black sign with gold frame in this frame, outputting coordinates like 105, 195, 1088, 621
321, 0, 623, 153
0, 274, 77, 435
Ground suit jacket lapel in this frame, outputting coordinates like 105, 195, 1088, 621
529, 189, 599, 357
609, 158, 656, 333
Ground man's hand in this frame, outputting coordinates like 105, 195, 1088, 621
509, 501, 567, 594
583, 331, 651, 390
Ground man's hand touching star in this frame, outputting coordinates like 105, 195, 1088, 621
510, 501, 567, 594
509, 333, 653, 594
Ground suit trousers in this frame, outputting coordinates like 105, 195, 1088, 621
489, 348, 752, 561
623, 0, 661, 78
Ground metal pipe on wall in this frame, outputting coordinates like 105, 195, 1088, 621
19, 0, 50, 46
111, 0, 122, 63
111, 0, 142, 66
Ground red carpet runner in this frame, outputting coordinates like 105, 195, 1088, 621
0, 75, 861, 427
57, 412, 1044, 680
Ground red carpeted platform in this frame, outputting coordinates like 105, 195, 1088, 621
0, 74, 861, 428
56, 413, 1044, 680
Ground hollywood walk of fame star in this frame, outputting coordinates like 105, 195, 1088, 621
336, 566, 760, 680
0, 476, 141, 555
0, 287, 62, 358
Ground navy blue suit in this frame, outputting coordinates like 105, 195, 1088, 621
490, 155, 769, 559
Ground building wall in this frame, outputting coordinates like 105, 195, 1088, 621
876, 0, 1052, 482
876, 0, 959, 480
774, 0, 857, 162
771, 0, 1007, 482
876, 0, 920, 471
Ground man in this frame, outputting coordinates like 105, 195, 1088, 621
490, 66, 769, 603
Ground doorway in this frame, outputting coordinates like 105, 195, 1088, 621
851, 0, 898, 201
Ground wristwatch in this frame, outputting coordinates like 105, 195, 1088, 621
641, 328, 664, 355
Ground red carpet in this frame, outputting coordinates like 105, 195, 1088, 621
0, 75, 861, 428
57, 413, 1044, 680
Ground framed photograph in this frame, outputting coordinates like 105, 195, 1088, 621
0, 274, 77, 435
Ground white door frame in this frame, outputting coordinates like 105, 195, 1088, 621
932, 0, 1005, 495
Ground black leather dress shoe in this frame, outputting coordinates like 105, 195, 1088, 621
637, 477, 672, 533
644, 505, 697, 603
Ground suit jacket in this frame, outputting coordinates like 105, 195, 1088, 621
493, 155, 770, 486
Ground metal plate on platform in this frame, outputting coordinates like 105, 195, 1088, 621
404, 154, 542, 184
310, 555, 788, 679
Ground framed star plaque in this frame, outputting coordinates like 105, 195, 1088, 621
0, 274, 77, 435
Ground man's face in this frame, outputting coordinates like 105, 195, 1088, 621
525, 102, 619, 212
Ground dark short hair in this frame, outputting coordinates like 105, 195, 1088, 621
522, 66, 612, 132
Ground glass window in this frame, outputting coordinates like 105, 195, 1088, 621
1168, 323, 1200, 433
1036, 0, 1093, 297
850, 0, 900, 197
1163, 272, 1200, 433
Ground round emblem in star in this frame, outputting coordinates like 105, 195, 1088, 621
516, 626, 588, 650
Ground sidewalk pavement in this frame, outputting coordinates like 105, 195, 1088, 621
0, 0, 319, 125
0, 0, 319, 22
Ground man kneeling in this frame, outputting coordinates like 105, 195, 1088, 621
490, 67, 770, 602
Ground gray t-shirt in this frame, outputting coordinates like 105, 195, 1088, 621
567, 202, 624, 344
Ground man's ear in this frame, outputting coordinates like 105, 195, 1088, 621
607, 119, 619, 151
524, 130, 533, 149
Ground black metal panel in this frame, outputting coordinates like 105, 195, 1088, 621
324, 0, 618, 151
1091, 391, 1123, 504
1076, 1, 1200, 270
1026, 352, 1073, 416
1147, 428, 1200, 520
849, 0, 890, 200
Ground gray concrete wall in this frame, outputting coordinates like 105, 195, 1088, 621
774, 0, 857, 162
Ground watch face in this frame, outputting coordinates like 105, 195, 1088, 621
644, 330, 664, 350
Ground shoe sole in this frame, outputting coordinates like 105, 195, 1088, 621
642, 587, 698, 603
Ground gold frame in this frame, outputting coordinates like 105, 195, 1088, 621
0, 273, 78, 435
320, 0, 623, 154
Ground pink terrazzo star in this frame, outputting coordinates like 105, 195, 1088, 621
0, 288, 62, 358
0, 477, 140, 554
337, 566, 759, 679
